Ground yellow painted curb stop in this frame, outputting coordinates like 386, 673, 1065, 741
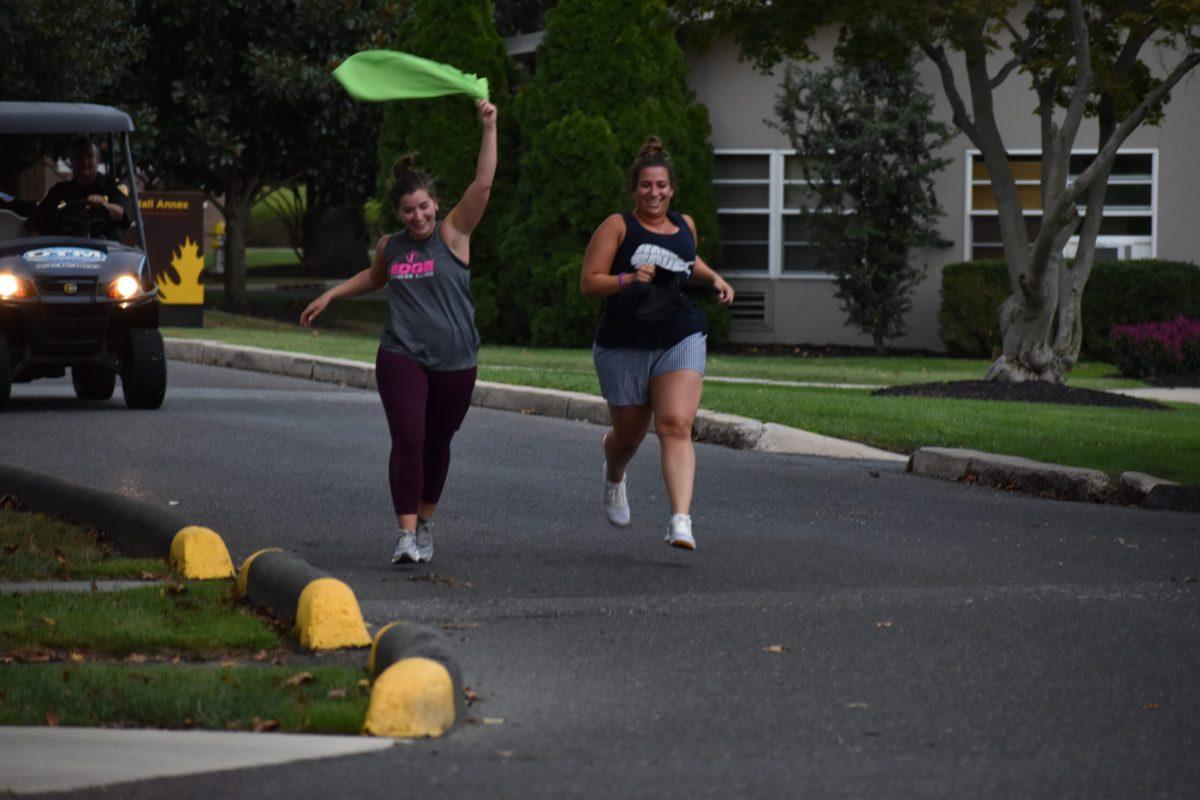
169, 526, 235, 579
363, 657, 457, 738
296, 577, 372, 650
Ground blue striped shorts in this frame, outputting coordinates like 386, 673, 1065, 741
592, 332, 707, 407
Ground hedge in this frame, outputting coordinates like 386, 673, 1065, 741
939, 259, 1200, 358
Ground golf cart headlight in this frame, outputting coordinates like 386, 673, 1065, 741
0, 272, 29, 299
109, 274, 141, 300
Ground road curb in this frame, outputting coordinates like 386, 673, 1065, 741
236, 549, 371, 650
363, 622, 464, 738
906, 447, 1190, 510
164, 337, 906, 462
0, 463, 234, 579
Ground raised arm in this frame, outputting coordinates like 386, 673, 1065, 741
683, 215, 734, 305
300, 235, 389, 326
442, 99, 498, 262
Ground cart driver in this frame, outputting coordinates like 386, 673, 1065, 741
27, 137, 131, 240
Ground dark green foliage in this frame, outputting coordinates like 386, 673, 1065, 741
1, 0, 141, 104
939, 259, 1200, 358
774, 54, 951, 353
937, 261, 1009, 357
511, 111, 624, 344
127, 0, 396, 308
504, 0, 720, 345
377, 0, 515, 341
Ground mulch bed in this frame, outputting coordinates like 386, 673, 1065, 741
873, 380, 1170, 411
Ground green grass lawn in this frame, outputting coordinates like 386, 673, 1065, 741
205, 247, 302, 271
1, 510, 168, 581
0, 581, 280, 657
164, 312, 1198, 483
0, 664, 368, 733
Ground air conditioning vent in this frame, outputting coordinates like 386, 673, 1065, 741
729, 290, 768, 326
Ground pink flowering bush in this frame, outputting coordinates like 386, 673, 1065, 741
1110, 317, 1200, 378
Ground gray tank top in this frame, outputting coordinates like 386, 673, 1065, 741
379, 222, 480, 370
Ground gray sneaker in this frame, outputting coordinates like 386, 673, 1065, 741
391, 529, 420, 564
416, 519, 435, 563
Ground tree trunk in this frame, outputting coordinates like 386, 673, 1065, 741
301, 202, 369, 277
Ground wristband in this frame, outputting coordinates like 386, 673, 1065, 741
617, 273, 625, 289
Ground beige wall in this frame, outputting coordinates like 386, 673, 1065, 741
686, 32, 1200, 351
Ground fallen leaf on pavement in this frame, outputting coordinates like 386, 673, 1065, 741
252, 717, 280, 732
482, 717, 504, 725
285, 672, 315, 687
875, 621, 894, 629
846, 702, 870, 709
1146, 703, 1161, 710
761, 644, 788, 654
464, 687, 480, 706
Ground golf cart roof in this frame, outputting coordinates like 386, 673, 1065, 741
0, 102, 134, 135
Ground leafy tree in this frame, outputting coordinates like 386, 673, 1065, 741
1, 0, 141, 103
774, 54, 952, 353
377, 0, 516, 340
128, 0, 396, 310
687, 0, 1200, 381
506, 0, 721, 344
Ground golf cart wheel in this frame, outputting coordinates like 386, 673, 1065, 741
0, 341, 10, 411
72, 363, 116, 400
120, 329, 167, 409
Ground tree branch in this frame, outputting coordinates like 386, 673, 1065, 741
920, 41, 979, 141
1036, 51, 1200, 266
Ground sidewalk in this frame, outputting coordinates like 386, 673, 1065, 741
0, 727, 393, 794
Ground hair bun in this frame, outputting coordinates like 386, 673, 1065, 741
392, 153, 419, 178
639, 136, 665, 159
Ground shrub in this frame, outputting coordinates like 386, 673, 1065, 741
1110, 317, 1200, 378
939, 259, 1200, 358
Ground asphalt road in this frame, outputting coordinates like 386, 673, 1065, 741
4, 362, 1200, 799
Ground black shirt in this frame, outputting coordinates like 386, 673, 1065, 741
29, 176, 131, 240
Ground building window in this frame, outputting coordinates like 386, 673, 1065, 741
965, 150, 1156, 261
712, 150, 834, 278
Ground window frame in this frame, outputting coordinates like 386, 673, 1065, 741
963, 148, 1158, 262
713, 148, 835, 281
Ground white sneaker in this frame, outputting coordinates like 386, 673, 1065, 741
603, 462, 631, 527
416, 519, 435, 563
664, 513, 695, 550
391, 529, 420, 564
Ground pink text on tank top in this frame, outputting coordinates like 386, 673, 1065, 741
389, 250, 435, 280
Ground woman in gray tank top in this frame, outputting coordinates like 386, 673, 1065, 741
301, 99, 497, 566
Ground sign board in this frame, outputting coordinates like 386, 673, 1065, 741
139, 190, 205, 326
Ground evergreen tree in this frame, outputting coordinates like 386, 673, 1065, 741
504, 0, 722, 345
377, 0, 515, 340
774, 54, 951, 353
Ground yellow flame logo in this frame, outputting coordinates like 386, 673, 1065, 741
156, 236, 205, 304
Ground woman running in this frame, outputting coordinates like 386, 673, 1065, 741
580, 136, 734, 551
301, 99, 497, 565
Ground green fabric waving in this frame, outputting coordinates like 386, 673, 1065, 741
333, 50, 489, 102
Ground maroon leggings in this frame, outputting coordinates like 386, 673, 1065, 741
375, 347, 477, 516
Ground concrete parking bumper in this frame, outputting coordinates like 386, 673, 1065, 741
0, 462, 234, 579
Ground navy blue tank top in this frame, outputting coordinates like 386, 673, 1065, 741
593, 211, 707, 349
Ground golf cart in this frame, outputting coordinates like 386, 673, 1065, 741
0, 102, 165, 410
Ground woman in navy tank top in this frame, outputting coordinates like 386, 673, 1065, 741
300, 99, 497, 567
581, 137, 735, 551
